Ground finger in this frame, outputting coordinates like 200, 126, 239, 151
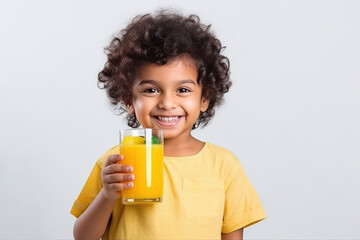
104, 154, 123, 167
103, 173, 135, 184
107, 182, 134, 191
103, 163, 133, 175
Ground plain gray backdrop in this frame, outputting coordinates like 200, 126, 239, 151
0, 0, 359, 239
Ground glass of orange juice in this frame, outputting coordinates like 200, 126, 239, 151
119, 128, 164, 204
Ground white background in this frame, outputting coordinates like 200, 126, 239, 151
1, 0, 359, 239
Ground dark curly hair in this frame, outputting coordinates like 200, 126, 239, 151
98, 10, 231, 129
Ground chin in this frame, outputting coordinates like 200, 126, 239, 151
162, 129, 180, 140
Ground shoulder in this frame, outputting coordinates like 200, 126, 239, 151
205, 142, 239, 160
203, 143, 246, 186
204, 142, 243, 169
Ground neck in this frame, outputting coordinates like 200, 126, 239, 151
164, 134, 204, 157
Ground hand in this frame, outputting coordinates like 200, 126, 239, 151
101, 154, 134, 200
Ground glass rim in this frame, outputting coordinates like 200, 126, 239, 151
119, 128, 163, 134
119, 128, 164, 143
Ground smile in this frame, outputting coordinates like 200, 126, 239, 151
153, 115, 182, 127
157, 116, 179, 122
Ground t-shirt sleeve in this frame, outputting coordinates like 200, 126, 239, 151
222, 156, 266, 233
70, 160, 104, 218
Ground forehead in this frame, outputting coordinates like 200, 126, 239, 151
136, 54, 198, 81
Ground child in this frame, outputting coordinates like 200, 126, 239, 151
71, 10, 266, 240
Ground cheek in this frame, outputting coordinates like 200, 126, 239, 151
133, 100, 143, 110
133, 101, 146, 116
182, 97, 202, 113
133, 98, 155, 115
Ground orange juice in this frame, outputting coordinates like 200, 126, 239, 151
120, 143, 164, 204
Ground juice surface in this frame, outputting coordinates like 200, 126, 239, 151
120, 143, 164, 200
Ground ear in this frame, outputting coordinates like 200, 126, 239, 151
126, 104, 135, 114
200, 97, 209, 112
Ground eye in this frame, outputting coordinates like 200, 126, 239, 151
177, 87, 191, 93
143, 88, 159, 93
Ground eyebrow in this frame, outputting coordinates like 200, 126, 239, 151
137, 79, 197, 86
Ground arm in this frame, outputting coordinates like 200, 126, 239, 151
73, 189, 117, 240
73, 155, 134, 240
221, 228, 243, 240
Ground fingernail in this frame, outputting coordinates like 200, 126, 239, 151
128, 182, 133, 188
128, 174, 134, 180
127, 166, 133, 172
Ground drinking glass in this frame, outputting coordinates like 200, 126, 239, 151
119, 128, 164, 204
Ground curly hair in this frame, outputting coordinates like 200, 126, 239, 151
98, 10, 231, 129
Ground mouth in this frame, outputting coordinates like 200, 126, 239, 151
153, 115, 182, 127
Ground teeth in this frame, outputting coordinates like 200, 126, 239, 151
158, 116, 179, 122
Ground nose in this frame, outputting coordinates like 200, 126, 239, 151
158, 92, 177, 110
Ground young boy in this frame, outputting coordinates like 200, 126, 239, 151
71, 10, 266, 240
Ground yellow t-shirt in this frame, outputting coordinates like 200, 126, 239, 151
71, 143, 266, 239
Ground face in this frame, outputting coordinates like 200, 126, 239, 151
130, 55, 209, 141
